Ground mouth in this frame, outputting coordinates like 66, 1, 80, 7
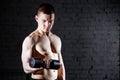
46, 29, 49, 32
44, 26, 50, 32
46, 28, 50, 31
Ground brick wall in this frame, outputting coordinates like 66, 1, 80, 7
0, 0, 119, 80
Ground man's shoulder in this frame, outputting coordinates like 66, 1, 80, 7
28, 30, 42, 41
51, 33, 61, 40
50, 33, 61, 42
29, 30, 38, 38
23, 31, 38, 44
23, 35, 34, 44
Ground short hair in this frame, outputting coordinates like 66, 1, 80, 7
36, 3, 55, 15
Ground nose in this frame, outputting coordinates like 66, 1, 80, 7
45, 21, 51, 27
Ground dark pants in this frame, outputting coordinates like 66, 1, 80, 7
30, 78, 57, 80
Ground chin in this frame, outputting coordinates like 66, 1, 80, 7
44, 29, 49, 33
43, 30, 47, 33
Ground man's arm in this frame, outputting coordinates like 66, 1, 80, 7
58, 51, 66, 80
21, 36, 41, 74
55, 36, 66, 80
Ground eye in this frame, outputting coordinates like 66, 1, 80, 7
42, 20, 46, 23
49, 20, 53, 23
49, 21, 52, 23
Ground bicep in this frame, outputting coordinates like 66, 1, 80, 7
21, 47, 32, 64
21, 37, 33, 64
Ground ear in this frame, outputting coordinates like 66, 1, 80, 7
35, 15, 38, 22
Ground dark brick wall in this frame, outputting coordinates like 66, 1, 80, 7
0, 0, 119, 80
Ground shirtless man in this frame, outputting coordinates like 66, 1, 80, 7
21, 3, 65, 80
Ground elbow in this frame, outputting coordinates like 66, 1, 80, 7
24, 70, 29, 74
23, 67, 31, 74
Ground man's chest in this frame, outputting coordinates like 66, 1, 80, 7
35, 35, 59, 55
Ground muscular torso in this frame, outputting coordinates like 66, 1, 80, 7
31, 31, 60, 80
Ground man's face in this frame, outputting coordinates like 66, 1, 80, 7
35, 12, 55, 33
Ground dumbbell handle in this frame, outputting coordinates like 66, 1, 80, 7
29, 58, 61, 70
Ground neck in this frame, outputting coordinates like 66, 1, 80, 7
36, 28, 43, 35
46, 32, 50, 36
36, 27, 50, 36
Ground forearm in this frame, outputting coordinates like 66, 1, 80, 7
58, 64, 66, 80
23, 62, 41, 74
62, 64, 66, 80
